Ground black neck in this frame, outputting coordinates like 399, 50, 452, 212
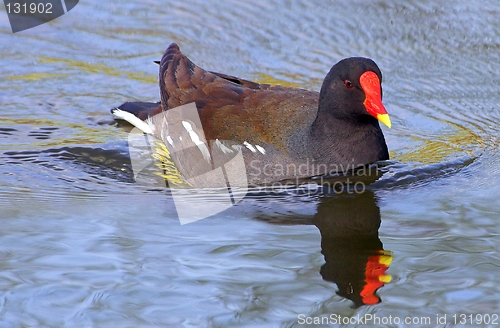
308, 113, 389, 167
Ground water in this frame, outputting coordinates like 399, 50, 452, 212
1, 0, 500, 326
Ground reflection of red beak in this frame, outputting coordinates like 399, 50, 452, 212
361, 251, 393, 305
360, 71, 391, 128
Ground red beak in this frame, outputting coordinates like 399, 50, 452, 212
359, 71, 391, 128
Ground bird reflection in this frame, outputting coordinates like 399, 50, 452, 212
117, 129, 392, 306
313, 190, 392, 307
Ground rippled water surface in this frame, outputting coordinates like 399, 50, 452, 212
1, 0, 500, 327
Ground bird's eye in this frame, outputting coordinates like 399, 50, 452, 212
344, 80, 354, 88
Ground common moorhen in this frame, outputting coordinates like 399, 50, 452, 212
112, 43, 391, 186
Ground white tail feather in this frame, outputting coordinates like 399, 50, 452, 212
111, 108, 154, 134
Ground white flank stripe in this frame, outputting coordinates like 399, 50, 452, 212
215, 139, 233, 154
255, 145, 266, 154
182, 121, 211, 162
243, 141, 256, 152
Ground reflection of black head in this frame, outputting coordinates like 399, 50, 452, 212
313, 190, 391, 308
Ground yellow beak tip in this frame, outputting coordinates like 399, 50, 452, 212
379, 275, 392, 283
377, 114, 392, 129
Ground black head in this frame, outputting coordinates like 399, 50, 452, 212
310, 57, 390, 165
318, 57, 387, 126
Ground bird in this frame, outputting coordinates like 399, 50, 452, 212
112, 43, 391, 187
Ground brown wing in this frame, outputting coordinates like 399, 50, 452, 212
158, 43, 319, 152
155, 59, 265, 90
208, 71, 270, 90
